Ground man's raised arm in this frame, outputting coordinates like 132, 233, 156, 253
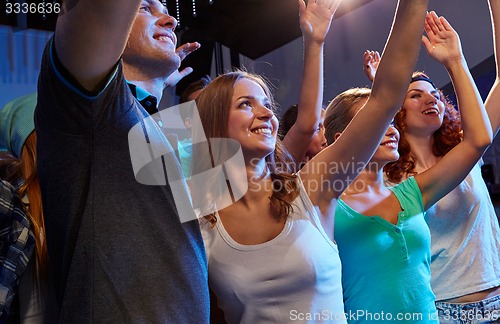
55, 0, 141, 91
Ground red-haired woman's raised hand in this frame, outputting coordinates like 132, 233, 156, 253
422, 11, 463, 67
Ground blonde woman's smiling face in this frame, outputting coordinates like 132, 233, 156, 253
227, 78, 279, 160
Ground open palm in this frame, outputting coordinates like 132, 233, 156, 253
299, 0, 341, 44
422, 11, 463, 66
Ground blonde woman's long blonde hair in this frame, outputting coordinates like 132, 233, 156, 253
195, 71, 300, 224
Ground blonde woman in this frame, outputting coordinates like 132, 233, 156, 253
195, 0, 428, 322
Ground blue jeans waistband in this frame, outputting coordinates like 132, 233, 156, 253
435, 294, 500, 323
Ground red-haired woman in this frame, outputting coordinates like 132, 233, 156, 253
327, 12, 493, 323
366, 9, 500, 323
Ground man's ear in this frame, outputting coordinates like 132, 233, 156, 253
334, 132, 342, 142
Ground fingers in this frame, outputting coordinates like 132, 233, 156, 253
306, 0, 339, 11
439, 16, 454, 32
421, 35, 433, 55
370, 50, 380, 63
178, 67, 194, 78
424, 11, 457, 43
363, 50, 380, 65
298, 0, 306, 16
364, 50, 374, 65
363, 50, 379, 82
425, 13, 438, 36
426, 11, 443, 35
176, 42, 201, 61
363, 50, 371, 66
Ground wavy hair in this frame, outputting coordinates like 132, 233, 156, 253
195, 71, 299, 224
6, 132, 47, 280
384, 72, 462, 182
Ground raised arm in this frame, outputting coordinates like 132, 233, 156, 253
485, 0, 500, 136
415, 12, 493, 209
282, 0, 340, 165
55, 0, 141, 91
301, 0, 428, 201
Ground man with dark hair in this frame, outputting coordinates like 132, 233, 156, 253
179, 75, 212, 104
278, 104, 327, 169
34, 0, 209, 322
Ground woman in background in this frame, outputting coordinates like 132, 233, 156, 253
324, 12, 492, 322
279, 104, 328, 170
364, 10, 500, 323
365, 10, 500, 323
0, 93, 57, 323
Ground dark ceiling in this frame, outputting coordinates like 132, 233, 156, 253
173, 0, 374, 94
175, 0, 374, 59
0, 0, 373, 94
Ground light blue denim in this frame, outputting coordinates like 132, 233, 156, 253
435, 294, 500, 323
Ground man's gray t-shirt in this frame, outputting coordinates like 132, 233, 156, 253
35, 39, 209, 323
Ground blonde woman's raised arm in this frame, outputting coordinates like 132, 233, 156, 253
283, 0, 340, 165
301, 0, 428, 202
485, 0, 500, 135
